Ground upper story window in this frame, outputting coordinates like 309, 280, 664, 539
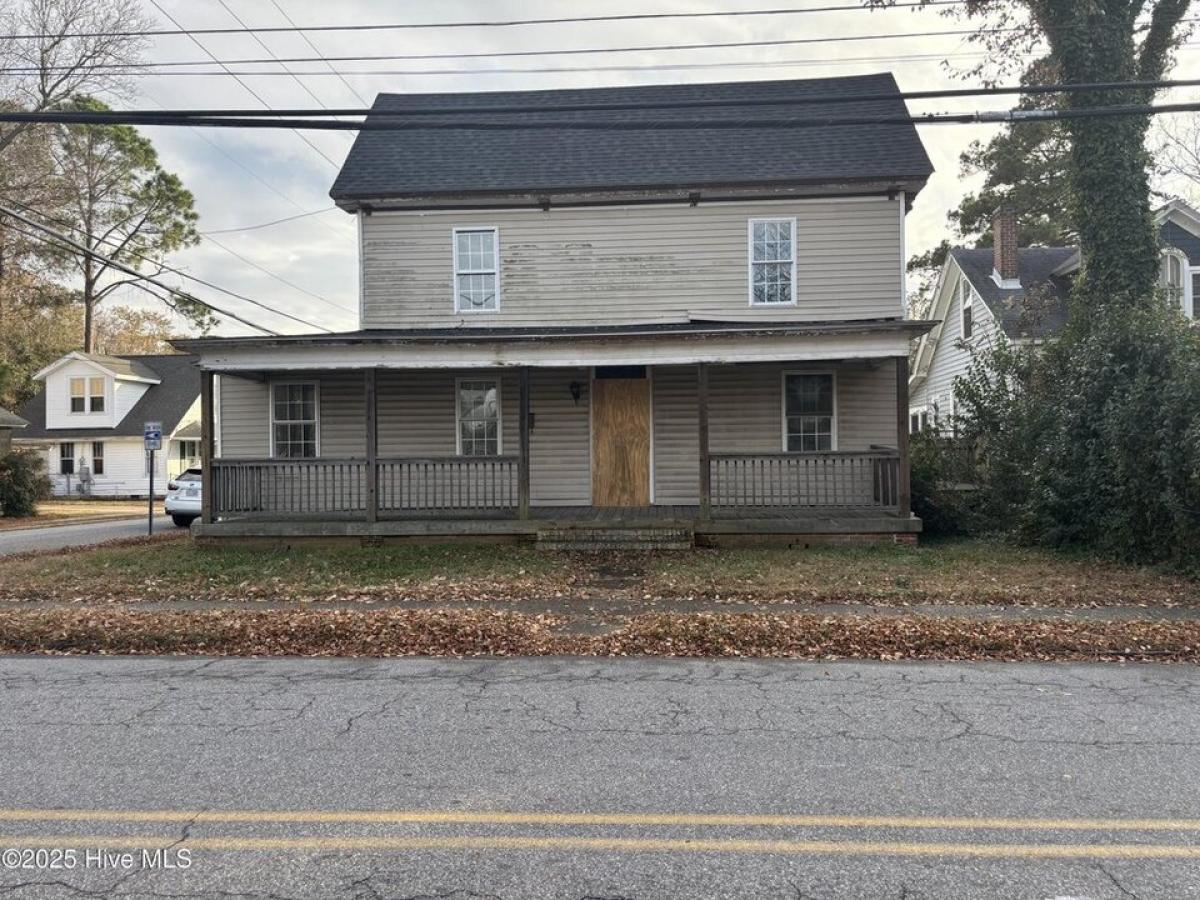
271, 383, 318, 458
457, 379, 501, 457
453, 227, 500, 313
783, 372, 835, 452
959, 279, 974, 339
749, 218, 797, 306
69, 376, 105, 413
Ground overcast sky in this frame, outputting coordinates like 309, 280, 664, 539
105, 0, 1200, 337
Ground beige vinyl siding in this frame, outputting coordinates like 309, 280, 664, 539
652, 366, 700, 505
361, 197, 903, 328
530, 368, 591, 505
217, 376, 269, 457
218, 373, 370, 458
910, 265, 998, 427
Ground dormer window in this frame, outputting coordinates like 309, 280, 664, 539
453, 227, 500, 313
960, 279, 974, 340
69, 377, 104, 413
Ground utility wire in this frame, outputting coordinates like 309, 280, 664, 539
59, 78, 1200, 120
0, 3, 967, 39
146, 0, 341, 170
267, 0, 368, 107
201, 232, 351, 316
0, 204, 280, 335
8, 101, 1200, 131
0, 198, 336, 332
200, 206, 338, 234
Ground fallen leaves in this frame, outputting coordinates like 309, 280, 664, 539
0, 608, 1197, 663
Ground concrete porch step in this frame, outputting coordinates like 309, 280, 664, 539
536, 526, 695, 551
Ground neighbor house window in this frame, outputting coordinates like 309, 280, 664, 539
453, 227, 499, 312
69, 378, 85, 413
1162, 250, 1185, 304
909, 408, 929, 435
178, 440, 199, 462
783, 373, 834, 452
59, 442, 75, 475
960, 279, 974, 339
271, 383, 318, 458
91, 442, 104, 476
457, 379, 501, 456
89, 377, 104, 412
749, 218, 797, 306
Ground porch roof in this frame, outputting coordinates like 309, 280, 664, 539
173, 318, 933, 373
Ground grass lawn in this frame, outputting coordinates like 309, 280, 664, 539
0, 499, 162, 531
0, 536, 1195, 608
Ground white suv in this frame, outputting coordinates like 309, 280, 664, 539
165, 468, 202, 528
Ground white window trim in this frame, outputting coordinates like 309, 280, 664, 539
268, 380, 321, 458
908, 405, 929, 434
68, 375, 107, 415
1160, 248, 1190, 316
91, 441, 104, 475
959, 279, 974, 339
780, 369, 838, 452
1185, 263, 1200, 320
452, 226, 501, 314
748, 217, 798, 307
455, 376, 503, 457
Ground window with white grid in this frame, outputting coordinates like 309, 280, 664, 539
456, 379, 501, 457
784, 373, 835, 453
453, 228, 499, 312
271, 383, 318, 458
749, 218, 797, 306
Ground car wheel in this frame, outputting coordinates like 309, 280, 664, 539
172, 515, 197, 528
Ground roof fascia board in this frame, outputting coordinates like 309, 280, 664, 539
32, 351, 161, 384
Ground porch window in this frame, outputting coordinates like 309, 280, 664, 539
59, 442, 75, 475
783, 373, 835, 452
91, 441, 104, 476
453, 227, 499, 312
457, 379, 501, 456
271, 383, 318, 458
749, 218, 796, 306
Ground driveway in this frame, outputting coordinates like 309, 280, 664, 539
0, 657, 1197, 898
0, 515, 176, 555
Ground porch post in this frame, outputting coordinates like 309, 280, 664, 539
697, 362, 711, 520
518, 366, 531, 519
364, 368, 378, 524
895, 355, 911, 517
200, 369, 214, 525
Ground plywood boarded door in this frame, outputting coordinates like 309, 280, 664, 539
591, 374, 651, 507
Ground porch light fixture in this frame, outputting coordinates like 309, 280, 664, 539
569, 381, 582, 405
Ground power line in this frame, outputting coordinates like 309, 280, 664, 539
201, 233, 351, 316
267, 0, 368, 107
0, 3, 967, 40
146, 0, 341, 171
0, 204, 279, 335
8, 100, 1200, 132
200, 206, 338, 234
0, 198, 335, 332
60, 78, 1200, 120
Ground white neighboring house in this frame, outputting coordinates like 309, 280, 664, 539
909, 203, 1200, 434
14, 353, 201, 498
0, 406, 28, 453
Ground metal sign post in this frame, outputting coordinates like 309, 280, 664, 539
144, 421, 162, 535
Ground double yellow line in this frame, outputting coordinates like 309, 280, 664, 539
2, 808, 1198, 860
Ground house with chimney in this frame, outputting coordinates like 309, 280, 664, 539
173, 75, 937, 548
909, 202, 1200, 433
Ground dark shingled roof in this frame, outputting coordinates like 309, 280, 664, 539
949, 247, 1076, 340
78, 353, 160, 381
0, 406, 28, 429
17, 354, 199, 440
330, 74, 934, 204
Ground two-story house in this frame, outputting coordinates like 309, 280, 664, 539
174, 75, 936, 547
910, 202, 1200, 430
15, 352, 201, 497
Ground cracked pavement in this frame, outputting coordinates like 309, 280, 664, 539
0, 657, 1198, 898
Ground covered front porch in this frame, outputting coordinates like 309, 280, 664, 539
183, 321, 924, 544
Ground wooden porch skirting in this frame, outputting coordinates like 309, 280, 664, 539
193, 505, 922, 545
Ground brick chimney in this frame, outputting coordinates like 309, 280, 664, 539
992, 206, 1020, 286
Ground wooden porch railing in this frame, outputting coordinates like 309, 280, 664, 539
376, 456, 519, 512
709, 450, 900, 510
212, 458, 367, 517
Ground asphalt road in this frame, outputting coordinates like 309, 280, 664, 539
0, 657, 1197, 899
0, 516, 176, 555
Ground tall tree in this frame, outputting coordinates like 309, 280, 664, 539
91, 306, 177, 356
50, 97, 205, 351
